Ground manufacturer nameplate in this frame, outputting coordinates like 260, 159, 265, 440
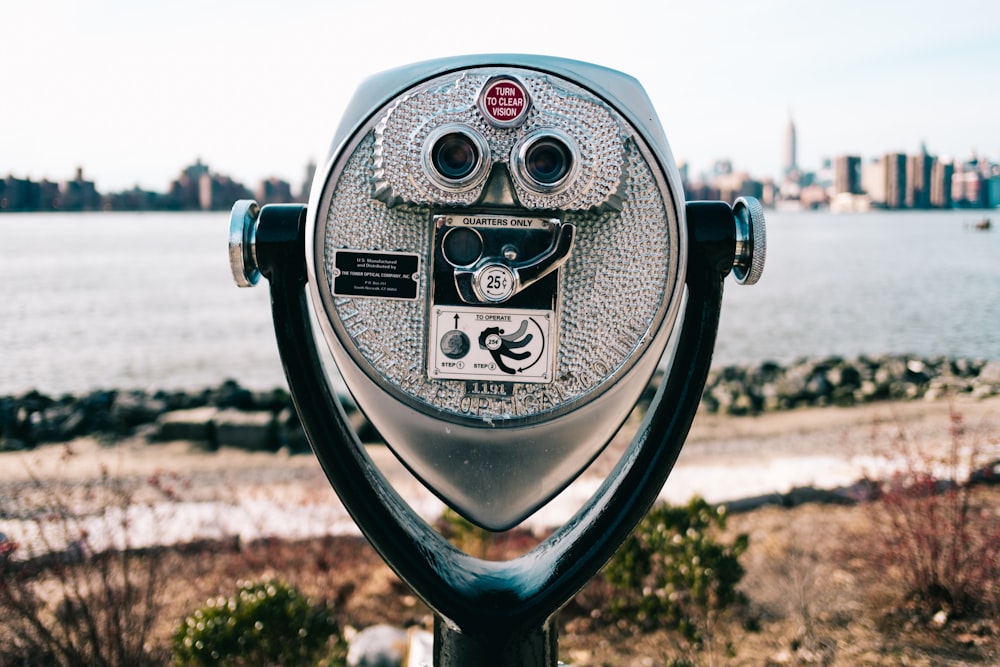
333, 250, 419, 300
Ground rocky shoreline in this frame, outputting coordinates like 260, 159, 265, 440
2, 354, 999, 452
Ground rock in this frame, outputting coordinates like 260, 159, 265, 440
971, 384, 996, 400
210, 379, 256, 410
277, 407, 310, 453
347, 624, 409, 667
783, 486, 855, 507
111, 391, 167, 429
972, 360, 1000, 397
968, 460, 1000, 486
405, 629, 434, 667
213, 409, 276, 451
977, 360, 1000, 385
154, 407, 218, 442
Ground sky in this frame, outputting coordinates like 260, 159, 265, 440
3, 0, 999, 193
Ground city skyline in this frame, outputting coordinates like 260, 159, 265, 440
3, 0, 998, 193
5, 134, 996, 213
3, 117, 995, 199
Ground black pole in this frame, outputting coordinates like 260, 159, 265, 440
433, 616, 557, 667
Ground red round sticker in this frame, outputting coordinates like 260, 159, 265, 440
480, 78, 530, 127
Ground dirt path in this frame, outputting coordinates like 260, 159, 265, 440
2, 395, 998, 539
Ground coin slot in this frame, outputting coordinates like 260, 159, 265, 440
441, 227, 484, 267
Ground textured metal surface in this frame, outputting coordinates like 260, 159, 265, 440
317, 68, 676, 423
301, 59, 686, 528
372, 72, 626, 211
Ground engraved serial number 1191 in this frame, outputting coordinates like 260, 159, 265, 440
465, 381, 513, 397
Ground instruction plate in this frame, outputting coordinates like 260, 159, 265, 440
428, 306, 555, 383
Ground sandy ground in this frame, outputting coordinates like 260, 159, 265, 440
2, 394, 998, 552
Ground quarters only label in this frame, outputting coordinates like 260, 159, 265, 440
332, 250, 419, 300
428, 306, 555, 383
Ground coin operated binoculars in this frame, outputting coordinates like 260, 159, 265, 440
230, 55, 764, 666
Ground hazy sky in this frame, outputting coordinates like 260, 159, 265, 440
4, 0, 999, 193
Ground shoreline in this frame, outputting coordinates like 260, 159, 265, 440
2, 393, 997, 540
2, 354, 999, 454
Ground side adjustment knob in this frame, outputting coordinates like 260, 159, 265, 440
229, 200, 261, 288
732, 196, 766, 285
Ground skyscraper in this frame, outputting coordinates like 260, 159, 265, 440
906, 149, 934, 209
883, 153, 907, 209
834, 156, 862, 194
930, 161, 954, 209
783, 114, 798, 177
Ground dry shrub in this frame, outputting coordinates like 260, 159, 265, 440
0, 446, 171, 665
868, 405, 1000, 618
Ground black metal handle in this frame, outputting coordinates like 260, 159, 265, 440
255, 202, 725, 664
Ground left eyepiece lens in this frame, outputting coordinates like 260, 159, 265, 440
432, 132, 479, 181
424, 126, 489, 191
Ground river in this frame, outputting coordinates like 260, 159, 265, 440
1, 209, 997, 396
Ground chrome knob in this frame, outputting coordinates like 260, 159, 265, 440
732, 196, 766, 285
229, 199, 261, 288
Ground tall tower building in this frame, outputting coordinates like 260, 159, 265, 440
883, 153, 907, 209
783, 114, 798, 177
906, 151, 934, 209
930, 161, 954, 208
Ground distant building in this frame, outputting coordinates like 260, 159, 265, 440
987, 164, 1000, 208
862, 158, 886, 206
257, 177, 294, 204
165, 159, 252, 211
711, 171, 764, 204
39, 180, 61, 210
299, 160, 317, 200
952, 168, 986, 208
834, 155, 862, 195
1, 175, 34, 211
906, 153, 933, 209
883, 153, 907, 209
59, 167, 101, 211
783, 114, 798, 177
168, 159, 210, 210
199, 172, 253, 211
104, 187, 164, 211
712, 159, 733, 178
683, 179, 720, 202
930, 161, 954, 209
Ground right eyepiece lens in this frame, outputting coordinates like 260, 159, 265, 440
432, 132, 480, 181
524, 137, 572, 186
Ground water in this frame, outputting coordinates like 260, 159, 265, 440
0, 212, 282, 395
1, 210, 998, 396
712, 210, 1000, 367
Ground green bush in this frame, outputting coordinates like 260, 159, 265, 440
604, 496, 748, 645
172, 579, 344, 666
437, 507, 492, 558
